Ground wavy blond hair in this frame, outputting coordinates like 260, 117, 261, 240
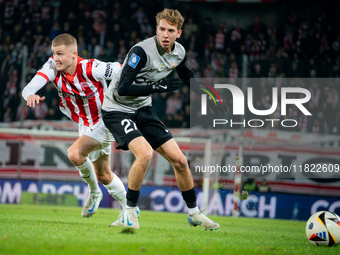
155, 9, 184, 31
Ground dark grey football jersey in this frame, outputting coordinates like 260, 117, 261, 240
102, 36, 186, 113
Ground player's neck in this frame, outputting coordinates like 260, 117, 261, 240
64, 61, 77, 76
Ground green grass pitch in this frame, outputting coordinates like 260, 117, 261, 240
0, 204, 338, 255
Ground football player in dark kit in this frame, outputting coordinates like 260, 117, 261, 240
102, 9, 225, 230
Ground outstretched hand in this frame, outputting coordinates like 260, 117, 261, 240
27, 95, 46, 108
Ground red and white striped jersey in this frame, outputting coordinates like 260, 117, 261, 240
22, 56, 121, 127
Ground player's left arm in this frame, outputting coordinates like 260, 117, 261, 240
91, 60, 122, 80
175, 55, 201, 94
176, 56, 228, 113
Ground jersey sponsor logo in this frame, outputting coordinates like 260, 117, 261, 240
158, 65, 166, 71
58, 90, 95, 99
128, 53, 140, 69
104, 63, 113, 77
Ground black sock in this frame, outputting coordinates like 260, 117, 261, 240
182, 188, 197, 208
126, 188, 140, 207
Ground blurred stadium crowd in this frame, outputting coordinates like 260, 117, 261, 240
0, 0, 339, 134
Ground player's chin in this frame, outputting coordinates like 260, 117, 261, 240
162, 44, 171, 51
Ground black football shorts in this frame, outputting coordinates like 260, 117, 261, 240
102, 106, 173, 150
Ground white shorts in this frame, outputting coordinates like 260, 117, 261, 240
78, 119, 115, 162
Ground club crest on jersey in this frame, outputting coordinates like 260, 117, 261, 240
128, 53, 140, 69
80, 82, 89, 88
158, 65, 166, 71
170, 63, 177, 69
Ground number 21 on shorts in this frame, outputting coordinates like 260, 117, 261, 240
121, 119, 137, 134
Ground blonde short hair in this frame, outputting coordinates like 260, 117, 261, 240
52, 33, 77, 48
155, 9, 184, 31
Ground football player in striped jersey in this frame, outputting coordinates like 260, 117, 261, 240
22, 33, 132, 225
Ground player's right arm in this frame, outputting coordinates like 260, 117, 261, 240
22, 58, 57, 108
117, 46, 181, 96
